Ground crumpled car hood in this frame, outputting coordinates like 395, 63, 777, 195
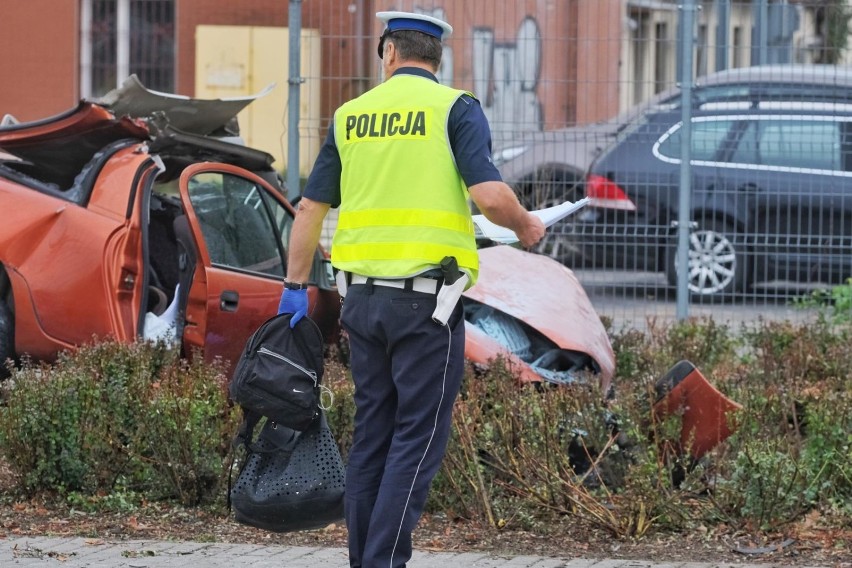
95, 74, 275, 137
464, 245, 615, 390
0, 75, 276, 196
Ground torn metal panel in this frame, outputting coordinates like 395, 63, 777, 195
0, 104, 149, 197
463, 245, 615, 392
653, 360, 742, 459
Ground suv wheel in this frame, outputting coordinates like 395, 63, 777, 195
0, 301, 14, 378
666, 220, 749, 299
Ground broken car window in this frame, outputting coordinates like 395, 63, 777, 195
187, 172, 288, 277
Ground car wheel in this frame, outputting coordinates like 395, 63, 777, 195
520, 169, 583, 263
0, 301, 14, 378
666, 220, 748, 300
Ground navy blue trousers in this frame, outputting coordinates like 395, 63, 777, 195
340, 283, 465, 568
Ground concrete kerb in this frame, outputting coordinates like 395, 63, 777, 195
0, 537, 834, 568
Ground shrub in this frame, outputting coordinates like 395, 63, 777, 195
323, 354, 356, 460
134, 355, 239, 505
795, 277, 852, 325
431, 358, 654, 536
424, 316, 852, 537
0, 342, 170, 494
0, 341, 238, 505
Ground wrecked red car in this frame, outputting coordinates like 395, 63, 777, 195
0, 76, 339, 374
0, 76, 614, 389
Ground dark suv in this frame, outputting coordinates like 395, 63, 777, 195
576, 66, 852, 299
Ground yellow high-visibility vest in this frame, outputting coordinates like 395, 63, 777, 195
331, 73, 479, 286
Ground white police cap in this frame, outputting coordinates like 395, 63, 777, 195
376, 11, 452, 59
377, 11, 453, 40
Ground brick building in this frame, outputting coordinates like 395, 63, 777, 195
0, 1, 620, 130
1, 1, 833, 172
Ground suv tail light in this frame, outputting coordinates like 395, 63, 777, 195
585, 174, 637, 211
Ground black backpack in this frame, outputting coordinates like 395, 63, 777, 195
229, 313, 325, 431
227, 313, 345, 532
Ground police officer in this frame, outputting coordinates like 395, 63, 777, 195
279, 11, 545, 568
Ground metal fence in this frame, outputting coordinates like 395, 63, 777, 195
82, 0, 175, 99
292, 0, 852, 331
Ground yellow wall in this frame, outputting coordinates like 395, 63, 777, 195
194, 25, 321, 176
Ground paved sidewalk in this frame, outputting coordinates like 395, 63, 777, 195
0, 537, 831, 568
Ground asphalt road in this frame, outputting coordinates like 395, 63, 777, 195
574, 269, 822, 333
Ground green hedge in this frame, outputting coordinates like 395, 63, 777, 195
1, 315, 850, 538
0, 342, 239, 506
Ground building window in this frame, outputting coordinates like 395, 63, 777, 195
631, 11, 650, 105
696, 24, 708, 78
732, 26, 744, 68
654, 22, 670, 94
81, 0, 175, 98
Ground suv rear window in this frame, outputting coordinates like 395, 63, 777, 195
656, 116, 852, 173
731, 119, 844, 171
657, 119, 736, 161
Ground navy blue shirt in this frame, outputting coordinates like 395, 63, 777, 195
302, 67, 502, 207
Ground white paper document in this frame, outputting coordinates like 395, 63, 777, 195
472, 197, 590, 244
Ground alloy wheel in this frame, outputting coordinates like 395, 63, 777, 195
684, 228, 738, 295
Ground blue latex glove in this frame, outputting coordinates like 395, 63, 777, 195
277, 288, 308, 328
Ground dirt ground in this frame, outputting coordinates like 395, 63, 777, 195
0, 452, 849, 566
0, 495, 849, 567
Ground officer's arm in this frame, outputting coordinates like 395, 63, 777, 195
286, 197, 331, 283
469, 181, 545, 248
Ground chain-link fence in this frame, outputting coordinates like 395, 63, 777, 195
293, 0, 851, 331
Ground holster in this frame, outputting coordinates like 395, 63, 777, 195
335, 269, 349, 299
432, 255, 467, 326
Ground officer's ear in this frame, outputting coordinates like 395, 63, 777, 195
383, 39, 396, 63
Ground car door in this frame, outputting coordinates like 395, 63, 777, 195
835, 121, 852, 281
653, 116, 738, 243
2, 185, 136, 358
724, 115, 850, 285
686, 118, 739, 224
177, 163, 298, 372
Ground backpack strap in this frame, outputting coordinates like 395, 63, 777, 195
233, 407, 263, 450
291, 317, 324, 385
227, 407, 263, 510
291, 319, 335, 411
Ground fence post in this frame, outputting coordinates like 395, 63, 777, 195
116, 0, 131, 88
287, 0, 304, 201
676, 0, 697, 321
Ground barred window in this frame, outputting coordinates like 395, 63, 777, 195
83, 0, 175, 98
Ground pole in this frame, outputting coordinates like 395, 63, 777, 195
676, 0, 697, 321
287, 0, 304, 201
80, 0, 93, 99
116, 0, 131, 88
